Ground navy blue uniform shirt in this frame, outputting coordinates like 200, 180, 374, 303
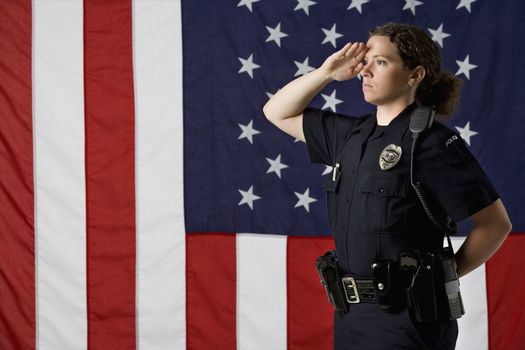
303, 103, 499, 277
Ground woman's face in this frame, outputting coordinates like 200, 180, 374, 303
361, 35, 413, 106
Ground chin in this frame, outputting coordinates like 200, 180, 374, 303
363, 93, 377, 105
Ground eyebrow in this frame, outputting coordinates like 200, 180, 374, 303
367, 54, 394, 60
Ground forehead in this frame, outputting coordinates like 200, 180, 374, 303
365, 35, 401, 60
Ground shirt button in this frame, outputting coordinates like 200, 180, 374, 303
378, 188, 384, 193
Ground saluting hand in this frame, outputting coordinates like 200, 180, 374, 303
319, 42, 368, 82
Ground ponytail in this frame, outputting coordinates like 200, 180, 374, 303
417, 72, 463, 119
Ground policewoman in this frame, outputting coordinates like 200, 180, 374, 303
263, 23, 511, 349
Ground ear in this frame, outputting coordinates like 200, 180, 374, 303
409, 66, 426, 86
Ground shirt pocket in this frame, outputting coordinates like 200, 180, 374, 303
357, 172, 408, 234
322, 164, 343, 231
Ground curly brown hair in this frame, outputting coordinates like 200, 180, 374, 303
369, 23, 462, 119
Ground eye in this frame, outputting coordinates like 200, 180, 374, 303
362, 58, 368, 65
376, 59, 386, 66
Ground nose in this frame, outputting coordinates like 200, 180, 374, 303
361, 62, 372, 78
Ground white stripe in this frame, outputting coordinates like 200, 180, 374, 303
133, 1, 186, 349
33, 1, 87, 349
237, 234, 288, 350
451, 236, 488, 350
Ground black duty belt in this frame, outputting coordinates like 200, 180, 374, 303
341, 276, 377, 304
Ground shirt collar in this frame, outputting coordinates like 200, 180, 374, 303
350, 102, 418, 138
378, 103, 417, 128
372, 102, 418, 141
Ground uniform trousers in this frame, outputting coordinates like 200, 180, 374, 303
334, 303, 458, 350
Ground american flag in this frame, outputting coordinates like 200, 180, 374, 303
1, 0, 524, 349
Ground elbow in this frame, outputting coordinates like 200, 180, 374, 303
502, 217, 512, 236
262, 103, 274, 122
493, 216, 512, 241
262, 103, 278, 125
473, 199, 512, 239
262, 103, 271, 120
498, 206, 512, 237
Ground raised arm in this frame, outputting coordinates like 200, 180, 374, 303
263, 42, 367, 141
455, 199, 512, 278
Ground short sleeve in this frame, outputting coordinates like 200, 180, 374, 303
417, 125, 499, 222
302, 107, 360, 165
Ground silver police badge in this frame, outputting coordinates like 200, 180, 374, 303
379, 144, 402, 170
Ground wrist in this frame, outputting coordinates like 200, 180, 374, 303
314, 67, 335, 84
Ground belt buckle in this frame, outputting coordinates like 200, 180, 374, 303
341, 277, 360, 304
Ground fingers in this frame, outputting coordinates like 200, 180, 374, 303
353, 44, 367, 62
339, 42, 352, 53
342, 42, 359, 57
334, 42, 367, 62
327, 41, 367, 79
352, 62, 364, 75
332, 42, 353, 60
345, 42, 366, 57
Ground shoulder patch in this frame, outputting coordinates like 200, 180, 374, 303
445, 135, 459, 147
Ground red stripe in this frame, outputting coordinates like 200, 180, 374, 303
486, 233, 525, 350
0, 1, 35, 349
84, 1, 136, 348
186, 233, 237, 350
287, 236, 335, 350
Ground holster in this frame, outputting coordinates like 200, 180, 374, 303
315, 250, 349, 312
400, 249, 465, 322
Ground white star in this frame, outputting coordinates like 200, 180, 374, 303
455, 55, 477, 80
321, 24, 343, 48
294, 57, 315, 77
266, 90, 277, 99
456, 0, 476, 13
455, 121, 478, 146
237, 0, 260, 12
238, 119, 261, 144
428, 23, 451, 48
403, 0, 423, 15
238, 54, 261, 79
265, 23, 289, 47
347, 0, 370, 14
294, 0, 316, 15
294, 188, 317, 212
266, 154, 289, 178
238, 185, 261, 210
321, 90, 343, 112
322, 165, 333, 176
